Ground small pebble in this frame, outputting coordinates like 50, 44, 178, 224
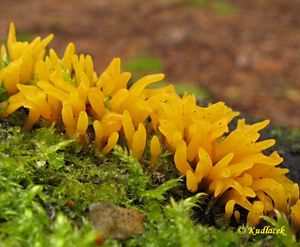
89, 202, 144, 240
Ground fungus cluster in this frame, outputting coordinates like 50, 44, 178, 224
0, 23, 299, 230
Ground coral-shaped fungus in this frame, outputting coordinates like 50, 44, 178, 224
0, 23, 299, 230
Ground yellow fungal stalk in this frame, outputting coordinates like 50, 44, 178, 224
93, 120, 103, 149
150, 135, 161, 168
291, 199, 300, 232
101, 132, 119, 155
247, 201, 264, 227
0, 23, 299, 229
0, 23, 53, 94
131, 123, 147, 160
76, 111, 89, 136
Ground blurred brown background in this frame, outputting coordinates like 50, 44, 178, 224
1, 0, 300, 127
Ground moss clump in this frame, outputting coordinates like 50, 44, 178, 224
268, 126, 300, 154
0, 119, 299, 246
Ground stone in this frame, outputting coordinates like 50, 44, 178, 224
89, 202, 144, 240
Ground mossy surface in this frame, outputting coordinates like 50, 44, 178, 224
0, 114, 299, 246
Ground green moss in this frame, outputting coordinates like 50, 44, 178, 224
124, 54, 164, 79
268, 126, 300, 153
17, 33, 34, 42
175, 83, 211, 101
261, 210, 298, 247
211, 1, 239, 16
186, 0, 239, 16
0, 119, 299, 246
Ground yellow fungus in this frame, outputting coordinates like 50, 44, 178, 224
29, 92, 53, 122
247, 201, 264, 227
93, 120, 103, 149
1, 23, 299, 229
114, 72, 131, 92
122, 110, 135, 149
101, 112, 123, 138
3, 60, 21, 94
131, 123, 146, 160
62, 42, 75, 72
76, 111, 89, 136
225, 199, 236, 221
37, 81, 69, 101
49, 49, 60, 69
196, 148, 212, 177
7, 22, 16, 60
102, 132, 119, 155
85, 55, 94, 85
174, 141, 192, 176
186, 170, 198, 192
88, 88, 105, 119
150, 135, 160, 168
64, 91, 86, 118
110, 89, 129, 112
129, 74, 165, 96
291, 200, 300, 232
23, 108, 41, 130
97, 58, 122, 95
51, 71, 76, 93
62, 103, 75, 136
35, 61, 50, 81
208, 153, 234, 181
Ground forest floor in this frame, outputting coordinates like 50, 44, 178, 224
0, 1, 300, 245
0, 0, 300, 128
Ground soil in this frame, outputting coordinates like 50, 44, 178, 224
0, 0, 300, 128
